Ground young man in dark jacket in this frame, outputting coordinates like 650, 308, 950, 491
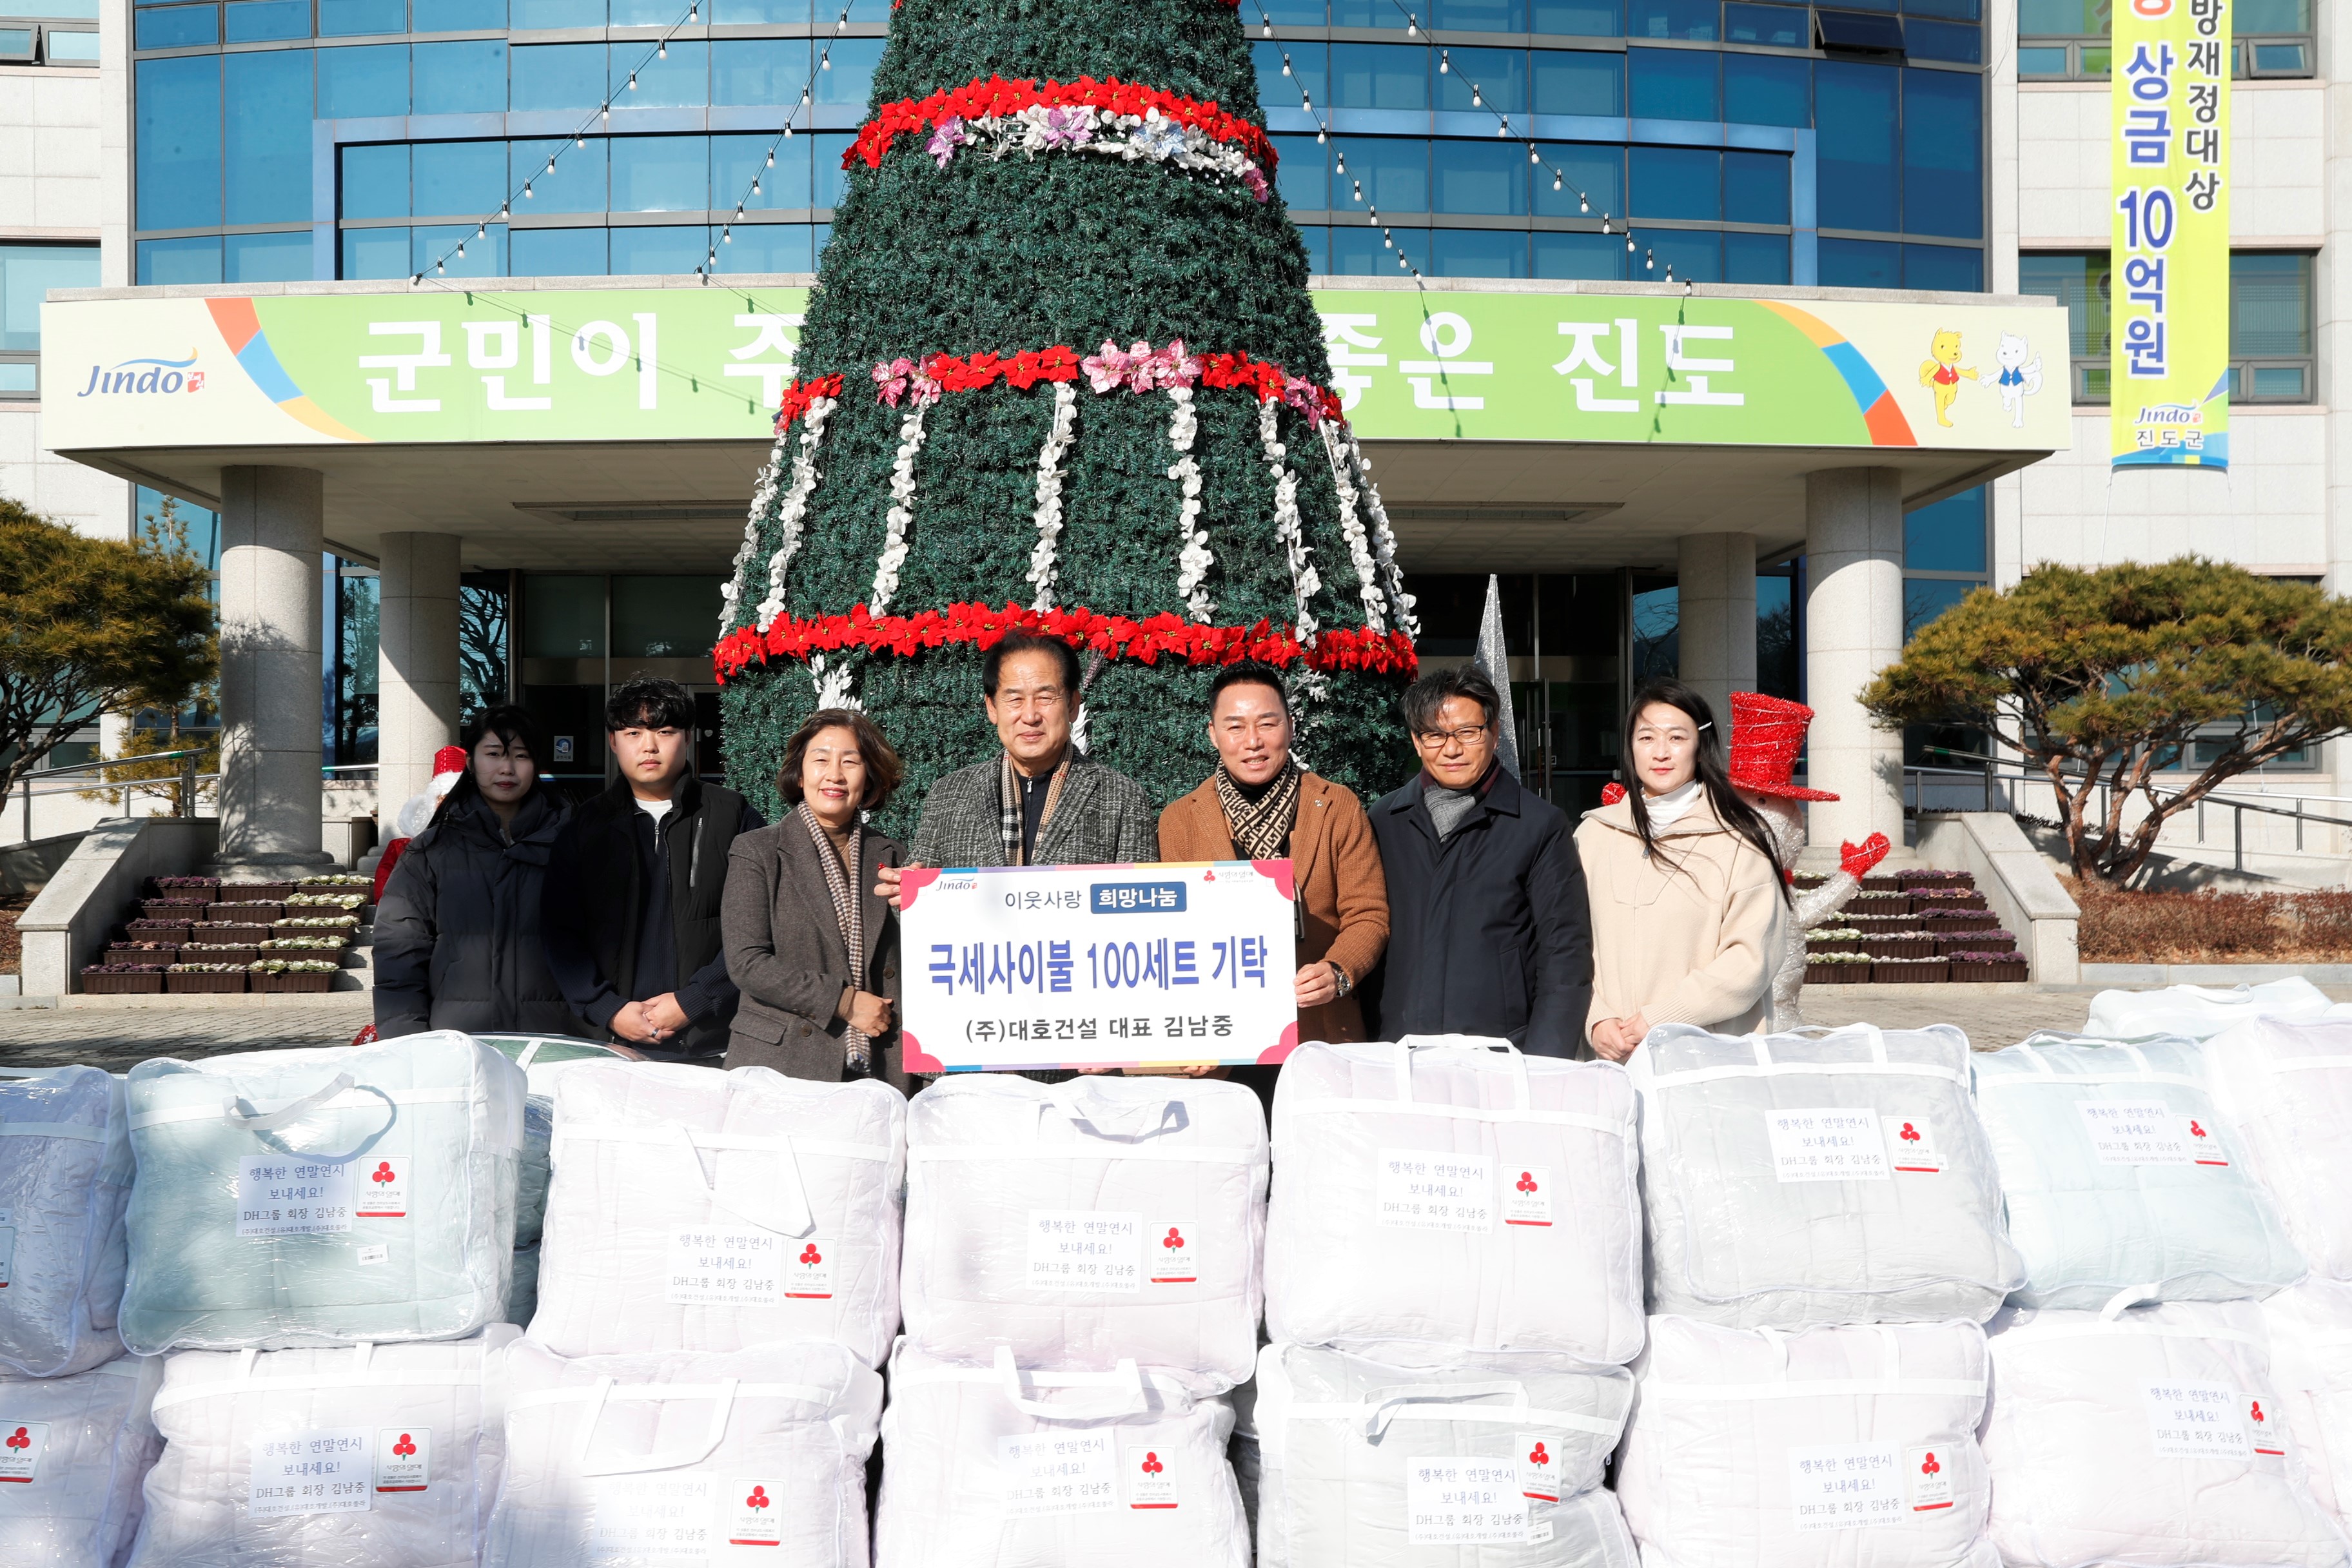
541, 676, 765, 1063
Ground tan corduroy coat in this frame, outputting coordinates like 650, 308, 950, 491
1574, 791, 1790, 1046
1157, 772, 1390, 1044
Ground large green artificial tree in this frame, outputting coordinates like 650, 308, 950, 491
714, 0, 1420, 835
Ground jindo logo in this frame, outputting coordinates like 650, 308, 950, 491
77, 353, 205, 397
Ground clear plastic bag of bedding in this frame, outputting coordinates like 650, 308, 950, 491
0, 1065, 133, 1376
0, 1352, 160, 1567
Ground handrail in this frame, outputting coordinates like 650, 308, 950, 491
12, 749, 211, 841
21, 748, 205, 779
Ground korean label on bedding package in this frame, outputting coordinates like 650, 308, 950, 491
236, 1156, 354, 1237
0, 1421, 48, 1482
1906, 1446, 1955, 1511
2144, 1381, 2251, 1460
1504, 1167, 1554, 1226
248, 1429, 371, 1517
588, 1475, 713, 1561
725, 1478, 787, 1547
1025, 1210, 1141, 1292
1404, 1458, 1529, 1544
2079, 1101, 2195, 1165
665, 1228, 781, 1307
1124, 1439, 1179, 1509
353, 1155, 408, 1218
1147, 1221, 1196, 1284
1788, 1443, 1904, 1530
1377, 1150, 1495, 1231
1888, 1117, 1942, 1173
999, 1431, 1118, 1516
1765, 1110, 1890, 1182
373, 1427, 429, 1493
1517, 1433, 1563, 1503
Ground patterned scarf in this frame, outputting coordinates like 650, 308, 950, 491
997, 751, 1072, 867
1217, 759, 1302, 859
798, 805, 870, 1075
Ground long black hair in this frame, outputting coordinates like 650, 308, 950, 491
1622, 678, 1791, 905
436, 704, 551, 821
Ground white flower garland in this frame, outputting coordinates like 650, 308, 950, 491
1168, 386, 1213, 622
720, 434, 791, 634
1260, 398, 1319, 640
809, 652, 861, 710
1344, 430, 1420, 638
868, 402, 930, 613
1316, 419, 1386, 634
925, 105, 1271, 202
752, 396, 836, 629
1028, 381, 1078, 611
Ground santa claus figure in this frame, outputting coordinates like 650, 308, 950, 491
371, 744, 467, 904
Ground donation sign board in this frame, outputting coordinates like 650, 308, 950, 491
897, 860, 1298, 1072
2110, 0, 2230, 468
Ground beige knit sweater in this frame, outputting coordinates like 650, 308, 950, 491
1574, 792, 1790, 1046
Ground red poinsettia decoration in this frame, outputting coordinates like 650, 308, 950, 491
850, 75, 1277, 175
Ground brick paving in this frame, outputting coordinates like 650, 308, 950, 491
0, 997, 372, 1073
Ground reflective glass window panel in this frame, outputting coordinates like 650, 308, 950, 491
1723, 228, 1787, 282
713, 0, 806, 19
622, 38, 707, 106
1632, 144, 1718, 218
522, 575, 605, 657
343, 143, 409, 218
138, 237, 224, 282
225, 0, 308, 39
1904, 485, 1985, 573
1328, 0, 1411, 29
1431, 227, 1527, 277
338, 227, 408, 279
1530, 0, 1620, 31
510, 224, 607, 275
716, 38, 810, 106
816, 37, 882, 108
1628, 46, 1717, 121
224, 51, 312, 225
1438, 47, 1527, 115
2248, 365, 2307, 398
1722, 52, 1808, 124
1295, 223, 1329, 274
25, 0, 97, 15
224, 230, 314, 281
509, 0, 598, 23
135, 5, 215, 46
1814, 59, 1897, 232
1723, 148, 1787, 224
1903, 578, 1972, 641
415, 40, 507, 114
714, 222, 814, 273
2232, 252, 2311, 357
1629, 0, 1716, 38
1903, 241, 1981, 290
413, 222, 506, 277
1330, 44, 1429, 110
135, 56, 221, 230
2017, 251, 2108, 357
2251, 42, 2308, 73
1257, 0, 1321, 21
2235, 0, 2308, 29
612, 135, 710, 210
1904, 19, 1980, 61
0, 23, 32, 53
511, 43, 605, 110
1433, 0, 1525, 30
0, 243, 99, 351
713, 132, 805, 211
1254, 41, 1323, 110
2016, 0, 2099, 30
413, 139, 504, 216
611, 223, 711, 273
1271, 133, 1328, 209
612, 577, 724, 658
1901, 66, 1981, 239
1532, 50, 1622, 115
412, 0, 504, 28
1333, 135, 1427, 211
1723, 1, 1802, 43
812, 132, 852, 208
1533, 229, 1627, 279
1645, 227, 1720, 280
317, 0, 402, 34
1433, 139, 1528, 215
317, 43, 408, 117
511, 136, 607, 211
1903, 0, 1975, 15
1818, 234, 1899, 287
2016, 44, 2069, 75
1533, 141, 1622, 217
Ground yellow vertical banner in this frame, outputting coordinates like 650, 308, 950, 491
2111, 0, 2230, 468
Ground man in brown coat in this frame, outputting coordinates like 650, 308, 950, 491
1157, 661, 1390, 1046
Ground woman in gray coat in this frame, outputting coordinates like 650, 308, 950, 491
721, 707, 907, 1090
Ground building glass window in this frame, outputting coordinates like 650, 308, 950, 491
224, 50, 313, 226
135, 55, 222, 231
1438, 46, 1527, 114
413, 139, 504, 218
318, 0, 404, 34
413, 0, 501, 28
1628, 45, 1718, 120
2021, 250, 2313, 405
510, 225, 608, 277
1632, 145, 1721, 220
413, 39, 505, 114
1899, 64, 1980, 240
317, 43, 407, 117
227, 0, 310, 39
1531, 49, 1622, 115
2019, 0, 2310, 79
0, 242, 99, 398
225, 230, 314, 280
1903, 485, 1986, 651
1815, 59, 1897, 234
135, 5, 215, 45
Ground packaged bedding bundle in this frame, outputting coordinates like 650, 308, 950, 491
2202, 1017, 2352, 1278
902, 1073, 1267, 1385
127, 1324, 517, 1568
469, 1034, 635, 1099
2260, 1278, 2352, 1531
501, 1099, 551, 1328
1263, 1036, 1642, 1364
120, 1034, 524, 1353
875, 1338, 1247, 1568
1626, 1024, 2023, 1330
1973, 1034, 2306, 1308
2085, 977, 2336, 1042
1982, 1296, 2351, 1568
485, 1336, 881, 1568
0, 1351, 161, 1567
1614, 1315, 1995, 1568
0, 1064, 134, 1377
532, 1062, 905, 1365
1252, 1340, 1635, 1568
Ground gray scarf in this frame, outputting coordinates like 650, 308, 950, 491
798, 805, 870, 1074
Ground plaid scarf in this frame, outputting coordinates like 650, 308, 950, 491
998, 751, 1071, 867
798, 805, 870, 1075
1215, 759, 1302, 860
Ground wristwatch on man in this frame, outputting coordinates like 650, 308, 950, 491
1326, 961, 1353, 999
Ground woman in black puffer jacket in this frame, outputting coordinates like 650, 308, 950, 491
373, 705, 587, 1037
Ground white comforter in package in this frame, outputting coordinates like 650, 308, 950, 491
1628, 1024, 2023, 1329
0, 1352, 161, 1567
1973, 1034, 2306, 1309
2261, 1278, 2352, 1529
532, 1063, 905, 1366
1615, 1315, 1994, 1568
902, 1073, 1266, 1386
1983, 1299, 2351, 1568
1253, 1340, 1636, 1568
1264, 1037, 1642, 1364
486, 1337, 881, 1568
2086, 979, 2336, 1042
127, 1326, 517, 1568
2204, 1017, 2352, 1279
0, 1065, 132, 1377
875, 1339, 1246, 1568
120, 1035, 525, 1353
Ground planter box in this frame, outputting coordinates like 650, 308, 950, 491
148, 876, 219, 894
106, 943, 181, 963
140, 898, 209, 921
1899, 871, 1977, 892
192, 922, 273, 942
205, 901, 284, 923
1864, 937, 1939, 961
217, 882, 295, 903
1912, 891, 1990, 912
1848, 894, 1910, 917
1861, 873, 1905, 893
125, 919, 192, 941
180, 946, 259, 966
1921, 910, 2000, 932
1937, 935, 2015, 956
272, 921, 357, 939
1805, 937, 1864, 956
253, 971, 335, 994
1951, 957, 2030, 982
1874, 959, 1952, 984
1805, 962, 1872, 985
167, 971, 248, 994
81, 971, 164, 995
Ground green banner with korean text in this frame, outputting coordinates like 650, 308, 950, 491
2111, 0, 2230, 469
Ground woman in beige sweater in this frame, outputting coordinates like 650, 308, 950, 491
1577, 678, 1792, 1061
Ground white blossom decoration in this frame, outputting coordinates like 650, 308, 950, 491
1028, 381, 1078, 611
1260, 398, 1319, 640
868, 400, 931, 612
1167, 386, 1214, 622
752, 395, 837, 629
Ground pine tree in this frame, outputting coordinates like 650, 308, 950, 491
714, 0, 1420, 834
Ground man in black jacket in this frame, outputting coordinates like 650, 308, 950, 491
542, 676, 765, 1062
1365, 665, 1593, 1057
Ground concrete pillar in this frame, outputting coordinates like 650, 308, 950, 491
1675, 532, 1758, 725
214, 466, 331, 869
1803, 468, 1908, 851
377, 533, 464, 812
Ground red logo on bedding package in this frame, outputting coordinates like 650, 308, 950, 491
2250, 1396, 2286, 1455
785, 1239, 834, 1300
1150, 1223, 1196, 1284
1517, 1433, 1560, 1502
728, 1478, 784, 1545
355, 1157, 407, 1218
1127, 1446, 1177, 1509
0, 1424, 45, 1483
1504, 1167, 1554, 1227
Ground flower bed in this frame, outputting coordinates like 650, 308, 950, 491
217, 881, 295, 903
106, 941, 181, 963
81, 964, 165, 994
1804, 953, 1872, 985
251, 959, 338, 994
1910, 888, 1990, 913
284, 892, 368, 912
192, 922, 272, 944
180, 944, 259, 965
1861, 873, 1906, 893
1899, 870, 1975, 891
1863, 934, 1939, 961
1872, 957, 1952, 984
273, 916, 358, 936
125, 919, 191, 941
260, 935, 348, 952
1919, 909, 2001, 933
298, 874, 371, 890
205, 901, 284, 923
166, 965, 247, 994
1848, 892, 1910, 917
1805, 927, 1863, 955
1937, 931, 2014, 956
1950, 952, 2030, 982
2072, 882, 2352, 964
140, 897, 208, 921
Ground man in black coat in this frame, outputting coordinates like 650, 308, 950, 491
542, 676, 765, 1063
1365, 665, 1594, 1057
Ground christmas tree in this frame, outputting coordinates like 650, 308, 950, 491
714, 0, 1421, 834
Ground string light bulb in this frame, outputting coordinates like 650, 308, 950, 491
628, 71, 637, 89
766, 149, 774, 166
523, 181, 534, 198
1438, 50, 1449, 72
1470, 86, 1481, 105
1282, 56, 1291, 74
1529, 145, 1539, 164
1315, 128, 1326, 142
456, 241, 466, 257
821, 50, 831, 68
1406, 13, 1416, 31
658, 39, 666, 55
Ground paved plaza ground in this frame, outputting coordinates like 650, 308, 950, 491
6, 981, 2329, 1073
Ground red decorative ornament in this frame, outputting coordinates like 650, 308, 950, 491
773, 373, 845, 433
713, 602, 1417, 685
849, 74, 1277, 175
